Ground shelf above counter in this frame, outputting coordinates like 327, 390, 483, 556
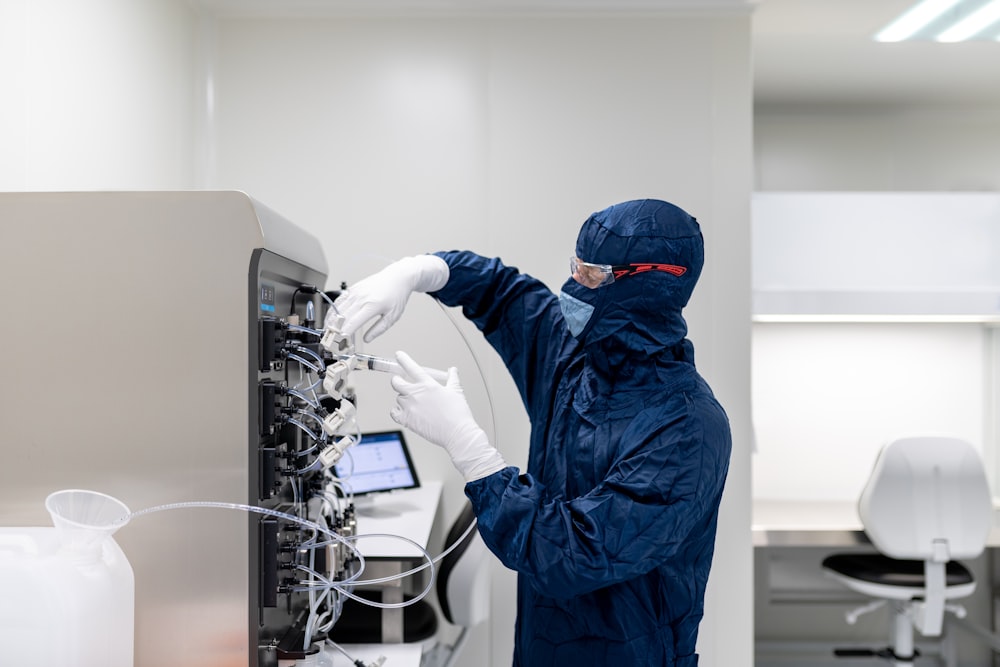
753, 191, 1000, 323
753, 289, 1000, 323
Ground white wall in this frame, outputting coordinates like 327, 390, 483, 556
207, 12, 753, 666
753, 322, 990, 501
0, 0, 196, 190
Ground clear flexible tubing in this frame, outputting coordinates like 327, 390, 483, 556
319, 291, 339, 313
303, 516, 323, 650
287, 418, 326, 459
293, 366, 324, 407
287, 526, 437, 612
122, 500, 443, 593
292, 560, 435, 610
293, 409, 327, 431
294, 445, 323, 466
286, 387, 321, 410
122, 496, 446, 588
317, 489, 344, 521
302, 512, 351, 651
293, 363, 323, 400
326, 640, 362, 665
287, 352, 323, 375
288, 324, 323, 338
292, 459, 322, 475
341, 518, 478, 588
291, 344, 326, 367
290, 354, 325, 391
432, 299, 499, 450
122, 501, 366, 571
327, 449, 356, 485
285, 417, 321, 444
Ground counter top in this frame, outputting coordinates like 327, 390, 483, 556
752, 498, 1000, 548
752, 499, 867, 547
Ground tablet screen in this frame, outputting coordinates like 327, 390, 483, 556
333, 430, 420, 496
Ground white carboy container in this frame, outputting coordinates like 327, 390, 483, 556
0, 490, 134, 666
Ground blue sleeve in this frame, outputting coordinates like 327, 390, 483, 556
466, 394, 732, 599
430, 250, 574, 418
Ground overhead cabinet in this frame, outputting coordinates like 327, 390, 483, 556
752, 192, 1000, 321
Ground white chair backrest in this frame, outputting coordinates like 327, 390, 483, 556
444, 529, 491, 628
438, 503, 491, 629
859, 436, 992, 561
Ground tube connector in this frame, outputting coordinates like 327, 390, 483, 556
318, 435, 353, 469
322, 400, 357, 438
323, 358, 353, 400
320, 312, 354, 356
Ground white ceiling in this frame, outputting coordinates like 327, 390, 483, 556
195, 0, 1000, 109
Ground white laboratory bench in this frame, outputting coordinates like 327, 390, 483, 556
752, 498, 1000, 547
351, 481, 443, 559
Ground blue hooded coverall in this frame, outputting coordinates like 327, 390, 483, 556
428, 199, 732, 666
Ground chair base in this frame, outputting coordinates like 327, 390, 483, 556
833, 646, 917, 663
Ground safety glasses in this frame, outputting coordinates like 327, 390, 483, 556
570, 256, 687, 289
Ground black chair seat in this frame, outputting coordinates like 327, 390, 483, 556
823, 553, 973, 588
326, 589, 438, 643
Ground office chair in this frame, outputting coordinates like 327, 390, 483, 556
822, 436, 993, 666
329, 501, 490, 667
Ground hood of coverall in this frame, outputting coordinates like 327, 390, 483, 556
560, 199, 703, 370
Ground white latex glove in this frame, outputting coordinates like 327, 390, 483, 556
327, 255, 449, 343
390, 350, 506, 483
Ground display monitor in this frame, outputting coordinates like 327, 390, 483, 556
334, 430, 421, 496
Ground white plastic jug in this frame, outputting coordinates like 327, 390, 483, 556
0, 490, 134, 666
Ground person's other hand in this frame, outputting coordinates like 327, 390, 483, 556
390, 350, 506, 483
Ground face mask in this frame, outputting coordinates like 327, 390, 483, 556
559, 290, 595, 338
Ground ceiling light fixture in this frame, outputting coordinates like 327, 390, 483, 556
875, 0, 1000, 41
936, 0, 1000, 40
875, 0, 961, 42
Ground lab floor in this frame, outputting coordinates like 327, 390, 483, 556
756, 638, 976, 665
758, 660, 901, 666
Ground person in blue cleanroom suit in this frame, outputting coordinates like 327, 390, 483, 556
328, 199, 732, 666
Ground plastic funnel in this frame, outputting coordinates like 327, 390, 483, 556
45, 489, 131, 552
